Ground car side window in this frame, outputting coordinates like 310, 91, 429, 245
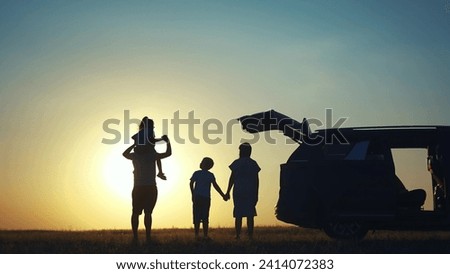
345, 141, 370, 160
322, 143, 353, 160
366, 141, 387, 160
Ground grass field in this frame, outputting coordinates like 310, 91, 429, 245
2, 226, 450, 254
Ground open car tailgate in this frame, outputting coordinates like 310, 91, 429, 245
238, 109, 310, 143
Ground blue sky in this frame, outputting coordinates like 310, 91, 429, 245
2, 1, 449, 125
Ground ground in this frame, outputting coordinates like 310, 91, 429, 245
2, 226, 450, 254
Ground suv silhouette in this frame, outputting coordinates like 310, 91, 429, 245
239, 110, 450, 239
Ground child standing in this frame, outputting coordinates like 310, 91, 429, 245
190, 157, 227, 239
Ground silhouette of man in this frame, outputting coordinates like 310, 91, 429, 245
225, 142, 261, 239
123, 135, 171, 244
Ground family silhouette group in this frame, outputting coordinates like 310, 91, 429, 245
123, 116, 260, 244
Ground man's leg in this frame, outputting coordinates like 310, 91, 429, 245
247, 217, 254, 239
235, 217, 242, 239
144, 185, 158, 243
144, 213, 152, 242
131, 213, 139, 241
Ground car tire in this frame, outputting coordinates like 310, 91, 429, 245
323, 221, 368, 240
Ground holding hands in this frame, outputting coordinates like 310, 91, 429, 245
223, 192, 230, 202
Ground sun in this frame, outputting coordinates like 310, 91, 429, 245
102, 145, 181, 200
102, 146, 134, 200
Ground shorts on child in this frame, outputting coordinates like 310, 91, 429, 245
193, 195, 210, 224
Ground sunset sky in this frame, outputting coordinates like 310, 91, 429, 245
1, 0, 450, 230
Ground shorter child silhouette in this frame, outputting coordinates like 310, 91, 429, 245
132, 116, 166, 180
190, 157, 227, 239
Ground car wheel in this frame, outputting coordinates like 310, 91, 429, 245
323, 221, 368, 240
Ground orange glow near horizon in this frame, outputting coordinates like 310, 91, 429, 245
0, 113, 442, 231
